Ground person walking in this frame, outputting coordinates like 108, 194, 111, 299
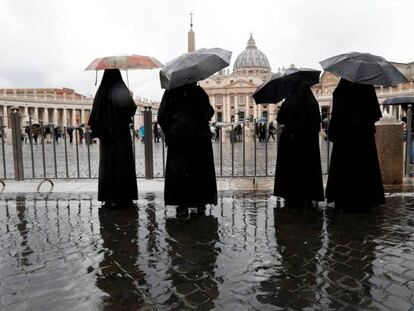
267, 121, 276, 141
67, 126, 74, 144
274, 87, 324, 208
158, 83, 217, 216
139, 125, 145, 143
77, 127, 84, 144
32, 126, 39, 144
153, 122, 160, 143
88, 69, 138, 208
326, 79, 385, 211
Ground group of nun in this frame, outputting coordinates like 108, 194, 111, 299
88, 69, 385, 215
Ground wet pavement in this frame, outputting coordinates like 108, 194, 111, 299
1, 191, 414, 310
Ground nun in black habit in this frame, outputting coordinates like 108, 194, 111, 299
274, 87, 324, 207
158, 83, 217, 216
88, 69, 138, 207
326, 78, 385, 210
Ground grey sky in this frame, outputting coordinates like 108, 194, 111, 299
0, 0, 412, 101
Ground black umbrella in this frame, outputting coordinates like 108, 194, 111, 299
382, 96, 414, 106
253, 68, 321, 104
160, 47, 232, 90
382, 96, 414, 112
320, 52, 408, 87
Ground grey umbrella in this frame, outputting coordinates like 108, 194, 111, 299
160, 48, 232, 90
320, 52, 408, 86
253, 68, 321, 104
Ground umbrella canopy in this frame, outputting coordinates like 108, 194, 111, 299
160, 48, 232, 90
85, 55, 162, 71
382, 96, 414, 106
320, 52, 408, 86
253, 68, 321, 104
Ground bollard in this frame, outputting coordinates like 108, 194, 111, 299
376, 117, 404, 184
143, 106, 154, 179
10, 107, 24, 180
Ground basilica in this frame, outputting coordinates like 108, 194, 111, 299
199, 34, 278, 123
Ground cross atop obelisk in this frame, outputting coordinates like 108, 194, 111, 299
187, 11, 195, 52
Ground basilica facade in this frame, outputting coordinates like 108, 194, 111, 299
199, 34, 278, 124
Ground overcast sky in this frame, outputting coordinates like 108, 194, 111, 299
0, 0, 413, 101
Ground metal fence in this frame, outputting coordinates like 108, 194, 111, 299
2, 106, 408, 184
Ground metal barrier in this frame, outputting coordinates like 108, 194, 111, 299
1, 109, 411, 182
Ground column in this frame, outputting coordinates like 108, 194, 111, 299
211, 95, 216, 123
33, 107, 39, 122
253, 102, 258, 119
245, 94, 250, 120
43, 107, 49, 124
2, 106, 8, 127
71, 109, 77, 126
53, 108, 58, 125
81, 109, 85, 125
226, 95, 231, 123
24, 106, 29, 117
234, 95, 239, 122
63, 109, 68, 125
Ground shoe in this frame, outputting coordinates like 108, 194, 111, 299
196, 205, 206, 215
176, 206, 189, 217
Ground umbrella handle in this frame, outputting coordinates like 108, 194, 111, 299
95, 70, 98, 86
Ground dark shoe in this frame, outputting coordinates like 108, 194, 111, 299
196, 205, 206, 215
176, 206, 189, 217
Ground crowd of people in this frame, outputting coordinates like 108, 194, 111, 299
20, 125, 92, 144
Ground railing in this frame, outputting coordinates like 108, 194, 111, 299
0, 108, 330, 183
1, 107, 410, 186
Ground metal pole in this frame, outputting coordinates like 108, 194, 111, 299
64, 125, 69, 178
86, 126, 91, 178
265, 122, 268, 176
75, 126, 80, 178
143, 107, 153, 179
10, 107, 24, 180
220, 127, 223, 177
254, 120, 257, 176
28, 116, 35, 178
161, 132, 166, 177
52, 124, 58, 178
231, 125, 234, 177
40, 121, 47, 179
0, 116, 7, 179
405, 105, 412, 175
242, 122, 246, 176
132, 117, 136, 173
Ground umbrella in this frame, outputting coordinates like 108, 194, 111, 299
382, 96, 414, 112
319, 52, 408, 86
85, 55, 162, 71
160, 47, 232, 90
382, 96, 414, 106
253, 68, 321, 104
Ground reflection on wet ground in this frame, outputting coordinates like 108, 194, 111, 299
0, 192, 414, 310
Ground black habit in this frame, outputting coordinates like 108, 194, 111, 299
89, 69, 138, 204
326, 78, 385, 209
274, 87, 324, 204
158, 84, 217, 206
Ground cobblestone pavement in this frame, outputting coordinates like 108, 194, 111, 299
1, 191, 414, 310
0, 137, 330, 180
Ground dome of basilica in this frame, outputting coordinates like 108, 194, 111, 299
233, 34, 271, 75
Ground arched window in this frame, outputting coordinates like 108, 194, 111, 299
230, 94, 235, 105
